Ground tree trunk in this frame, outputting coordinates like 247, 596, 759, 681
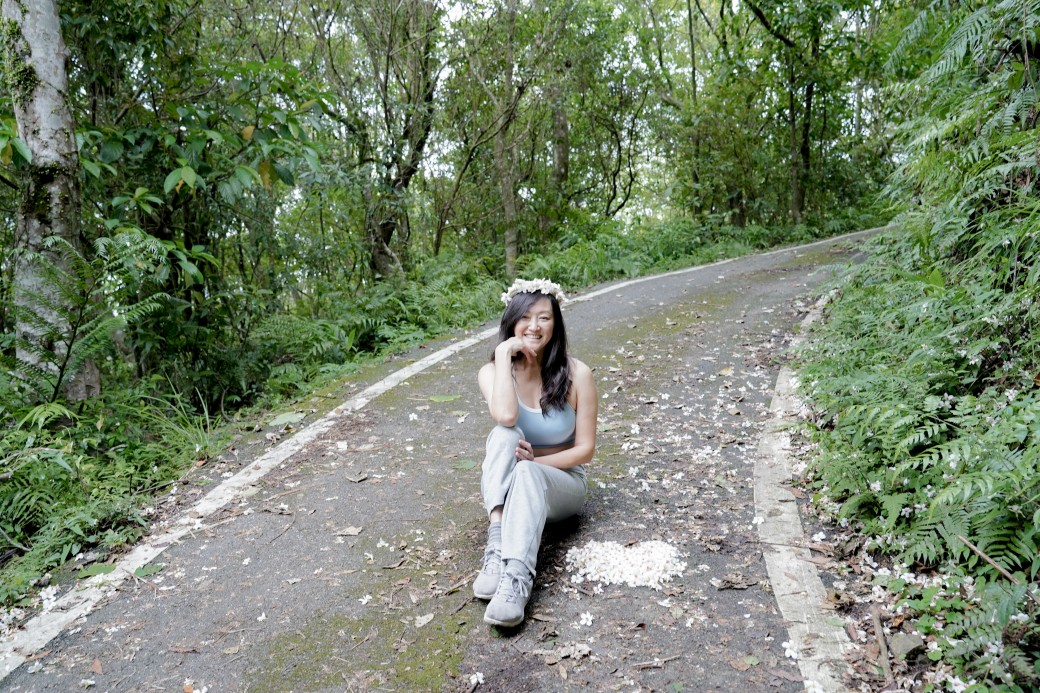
3, 0, 99, 401
353, 0, 439, 280
363, 190, 404, 279
496, 0, 519, 277
538, 78, 569, 235
786, 54, 804, 225
798, 31, 820, 224
495, 123, 519, 277
685, 0, 701, 213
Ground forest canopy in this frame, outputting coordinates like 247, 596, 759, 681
0, 0, 896, 412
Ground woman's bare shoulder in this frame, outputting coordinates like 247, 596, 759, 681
569, 357, 593, 377
478, 360, 497, 383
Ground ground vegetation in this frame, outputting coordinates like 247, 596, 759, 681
798, 1, 1040, 689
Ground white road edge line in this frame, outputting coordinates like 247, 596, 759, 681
755, 294, 853, 692
1, 225, 887, 680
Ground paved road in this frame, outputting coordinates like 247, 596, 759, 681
1, 232, 871, 692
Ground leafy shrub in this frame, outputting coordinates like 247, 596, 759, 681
798, 0, 1040, 687
0, 386, 217, 605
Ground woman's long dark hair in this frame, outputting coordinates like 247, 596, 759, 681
493, 291, 571, 414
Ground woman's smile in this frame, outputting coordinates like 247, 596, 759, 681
513, 297, 554, 351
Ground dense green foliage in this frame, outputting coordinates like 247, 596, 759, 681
799, 0, 1040, 688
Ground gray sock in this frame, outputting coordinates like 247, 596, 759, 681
487, 522, 502, 550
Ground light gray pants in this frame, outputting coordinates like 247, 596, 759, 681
481, 425, 588, 576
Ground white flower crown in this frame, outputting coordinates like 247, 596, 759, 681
500, 277, 566, 306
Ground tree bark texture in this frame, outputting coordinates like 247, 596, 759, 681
3, 0, 99, 401
786, 54, 804, 225
355, 0, 439, 279
495, 0, 520, 278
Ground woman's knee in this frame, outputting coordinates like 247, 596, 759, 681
513, 459, 548, 490
485, 424, 522, 451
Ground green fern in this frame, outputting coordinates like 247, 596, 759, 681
5, 236, 166, 403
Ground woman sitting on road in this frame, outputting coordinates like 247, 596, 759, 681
474, 278, 598, 627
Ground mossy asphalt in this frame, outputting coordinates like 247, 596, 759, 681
0, 232, 876, 692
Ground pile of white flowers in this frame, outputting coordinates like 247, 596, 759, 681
565, 540, 686, 590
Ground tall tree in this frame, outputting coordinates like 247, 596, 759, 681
2, 0, 99, 400
350, 0, 441, 279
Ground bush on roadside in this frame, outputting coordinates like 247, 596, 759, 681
796, 2, 1040, 688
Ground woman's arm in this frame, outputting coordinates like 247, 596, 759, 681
478, 339, 534, 426
530, 360, 598, 470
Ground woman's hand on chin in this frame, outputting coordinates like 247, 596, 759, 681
497, 337, 537, 364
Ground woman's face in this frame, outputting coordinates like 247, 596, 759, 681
513, 296, 554, 355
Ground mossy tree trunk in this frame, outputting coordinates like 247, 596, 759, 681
2, 0, 99, 401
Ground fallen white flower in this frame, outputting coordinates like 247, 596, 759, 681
469, 672, 485, 685
565, 540, 686, 590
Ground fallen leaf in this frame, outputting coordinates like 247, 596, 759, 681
415, 613, 434, 628
345, 474, 368, 483
719, 366, 734, 376
76, 564, 116, 579
223, 645, 240, 655
454, 459, 478, 470
337, 526, 363, 536
729, 658, 751, 671
429, 394, 461, 402
91, 658, 103, 675
134, 564, 164, 578
268, 412, 305, 428
825, 589, 857, 610
768, 668, 804, 682
712, 572, 756, 590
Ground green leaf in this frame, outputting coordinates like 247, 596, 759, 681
743, 655, 760, 666
134, 564, 164, 578
165, 166, 198, 193
454, 459, 478, 470
234, 165, 261, 188
81, 159, 101, 178
180, 165, 198, 189
11, 137, 31, 164
268, 412, 306, 427
76, 563, 116, 579
272, 162, 294, 185
99, 139, 124, 163
164, 168, 182, 193
429, 394, 461, 402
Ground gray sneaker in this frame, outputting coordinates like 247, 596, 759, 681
472, 546, 501, 600
483, 561, 533, 627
